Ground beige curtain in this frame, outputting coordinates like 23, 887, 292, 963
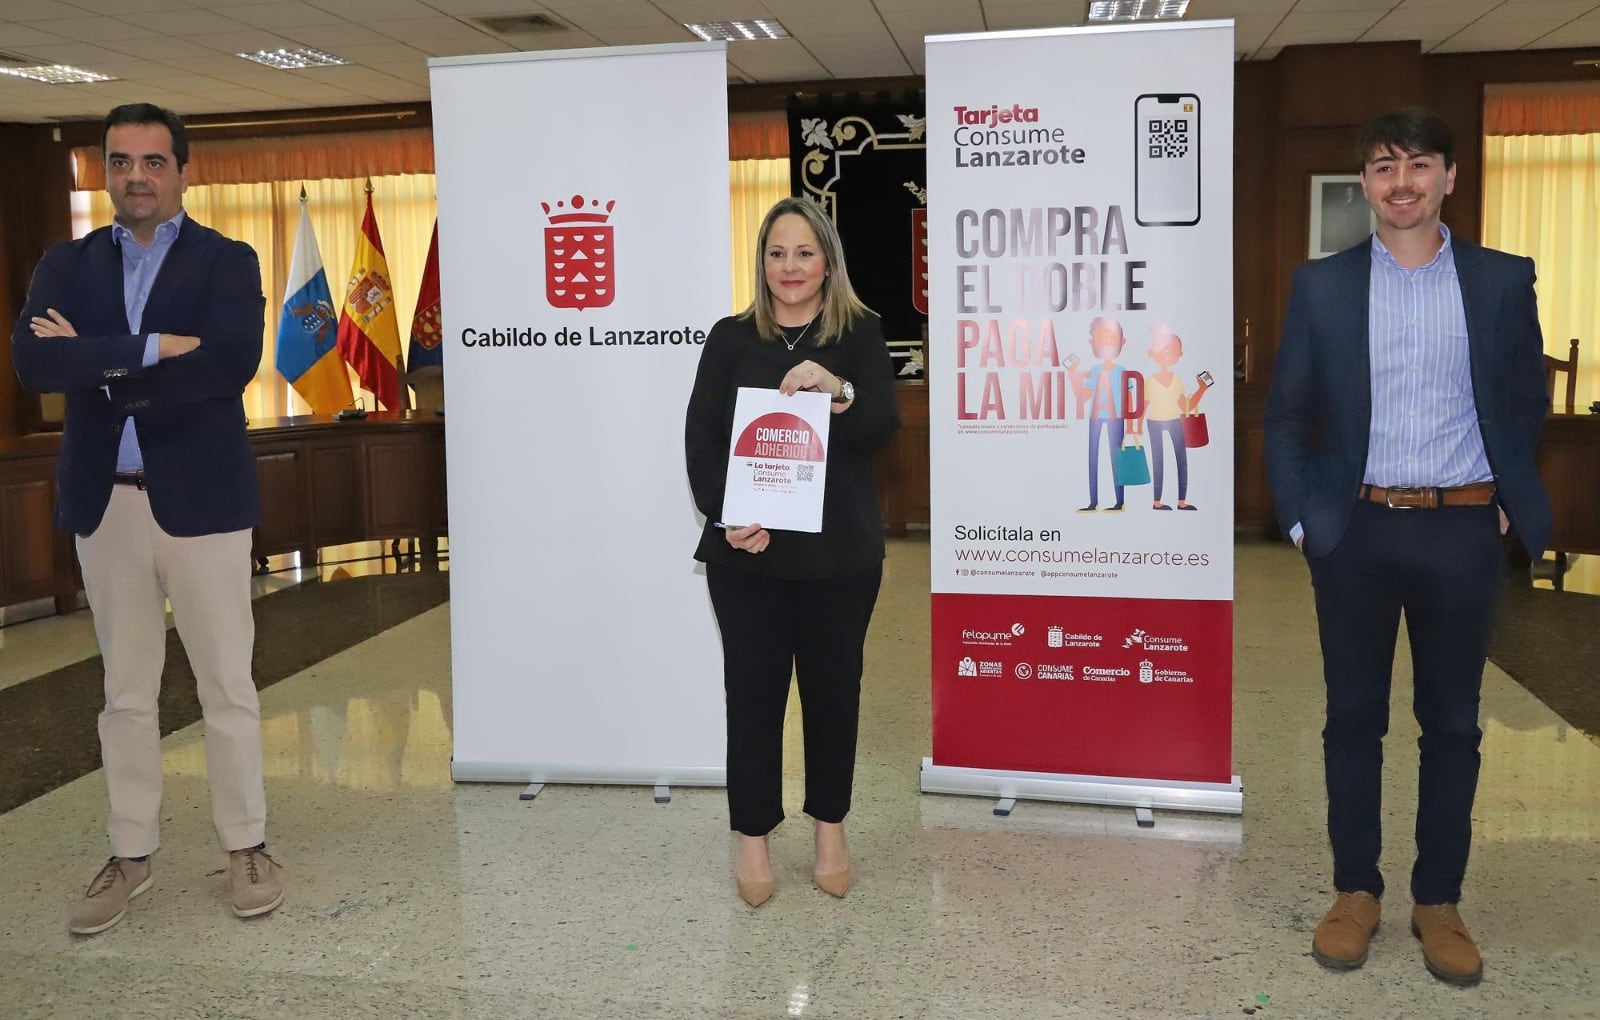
1481, 133, 1600, 408
729, 158, 793, 314
77, 175, 438, 420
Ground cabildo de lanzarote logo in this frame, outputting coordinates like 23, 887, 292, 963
542, 194, 614, 310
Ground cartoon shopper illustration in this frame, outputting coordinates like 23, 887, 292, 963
1068, 316, 1133, 513
1142, 321, 1212, 510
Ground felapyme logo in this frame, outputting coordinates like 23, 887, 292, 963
960, 622, 1025, 647
543, 194, 615, 310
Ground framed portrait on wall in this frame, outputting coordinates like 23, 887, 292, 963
1308, 174, 1375, 259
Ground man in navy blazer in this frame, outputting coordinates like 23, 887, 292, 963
12, 103, 284, 933
1265, 108, 1550, 987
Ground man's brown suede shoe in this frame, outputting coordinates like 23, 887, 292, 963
1311, 891, 1381, 970
1411, 903, 1483, 986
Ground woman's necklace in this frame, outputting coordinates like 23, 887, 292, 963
782, 315, 817, 352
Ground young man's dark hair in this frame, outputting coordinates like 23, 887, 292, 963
102, 102, 190, 168
1358, 106, 1455, 169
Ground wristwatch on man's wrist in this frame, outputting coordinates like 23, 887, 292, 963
833, 378, 855, 404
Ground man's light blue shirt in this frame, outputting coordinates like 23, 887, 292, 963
1364, 224, 1492, 488
112, 210, 183, 474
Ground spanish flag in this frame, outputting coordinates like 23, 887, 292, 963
337, 185, 405, 410
275, 192, 352, 414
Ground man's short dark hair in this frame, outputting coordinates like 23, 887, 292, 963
1359, 107, 1455, 170
102, 103, 189, 169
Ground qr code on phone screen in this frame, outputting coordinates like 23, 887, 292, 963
797, 465, 814, 482
1147, 118, 1190, 159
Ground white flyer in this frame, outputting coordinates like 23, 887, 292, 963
720, 387, 831, 533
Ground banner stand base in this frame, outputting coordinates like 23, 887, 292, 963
920, 757, 1243, 819
453, 760, 726, 792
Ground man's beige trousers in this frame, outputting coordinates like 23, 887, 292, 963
76, 486, 266, 857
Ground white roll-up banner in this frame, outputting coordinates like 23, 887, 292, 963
430, 43, 731, 786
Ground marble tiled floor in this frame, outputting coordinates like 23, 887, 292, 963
1, 540, 1597, 1019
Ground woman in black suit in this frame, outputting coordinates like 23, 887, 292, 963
685, 197, 900, 907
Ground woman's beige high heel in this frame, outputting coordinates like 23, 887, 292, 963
735, 834, 774, 907
812, 821, 852, 898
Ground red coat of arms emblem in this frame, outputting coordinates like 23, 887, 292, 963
543, 195, 615, 311
911, 207, 928, 316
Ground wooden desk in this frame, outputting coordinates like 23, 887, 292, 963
0, 412, 446, 614
1538, 412, 1600, 556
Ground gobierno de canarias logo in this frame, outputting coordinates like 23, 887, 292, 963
733, 412, 826, 461
543, 194, 614, 311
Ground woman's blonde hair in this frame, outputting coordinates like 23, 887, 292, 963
742, 197, 871, 346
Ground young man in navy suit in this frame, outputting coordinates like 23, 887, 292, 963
12, 103, 284, 933
1264, 108, 1551, 986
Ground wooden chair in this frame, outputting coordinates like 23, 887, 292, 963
1538, 338, 1581, 585
1544, 337, 1579, 413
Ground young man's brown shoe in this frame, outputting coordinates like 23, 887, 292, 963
1411, 904, 1483, 986
1311, 891, 1381, 970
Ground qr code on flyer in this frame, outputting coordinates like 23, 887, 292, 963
1147, 118, 1190, 159
797, 464, 814, 482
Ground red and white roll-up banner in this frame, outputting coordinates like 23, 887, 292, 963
922, 22, 1241, 815
431, 43, 730, 789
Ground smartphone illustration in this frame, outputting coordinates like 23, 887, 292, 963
1198, 370, 1214, 386
1135, 93, 1201, 226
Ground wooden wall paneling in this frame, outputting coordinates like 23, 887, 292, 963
0, 124, 75, 440
308, 441, 364, 548
253, 446, 307, 560
1275, 43, 1423, 129
364, 439, 422, 537
0, 457, 62, 601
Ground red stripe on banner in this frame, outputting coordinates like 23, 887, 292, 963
931, 593, 1233, 784
336, 324, 399, 409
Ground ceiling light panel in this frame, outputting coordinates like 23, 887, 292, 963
684, 20, 789, 42
237, 47, 349, 70
0, 64, 116, 84
1087, 1, 1189, 23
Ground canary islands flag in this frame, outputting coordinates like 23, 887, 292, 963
276, 195, 352, 415
337, 187, 406, 410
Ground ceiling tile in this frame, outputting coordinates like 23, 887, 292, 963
1476, 1, 1599, 22
560, 6, 684, 29
0, 24, 70, 49
374, 17, 493, 42
118, 9, 255, 33
224, 3, 353, 30
62, 0, 204, 13
300, 0, 440, 19
883, 11, 988, 38
591, 25, 695, 46
278, 23, 395, 47
103, 36, 217, 59
3, 0, 88, 20
8, 40, 141, 65
28, 16, 160, 43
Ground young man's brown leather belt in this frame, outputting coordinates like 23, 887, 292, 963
112, 472, 147, 490
1358, 482, 1496, 509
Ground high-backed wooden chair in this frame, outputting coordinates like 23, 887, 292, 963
1544, 337, 1579, 413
